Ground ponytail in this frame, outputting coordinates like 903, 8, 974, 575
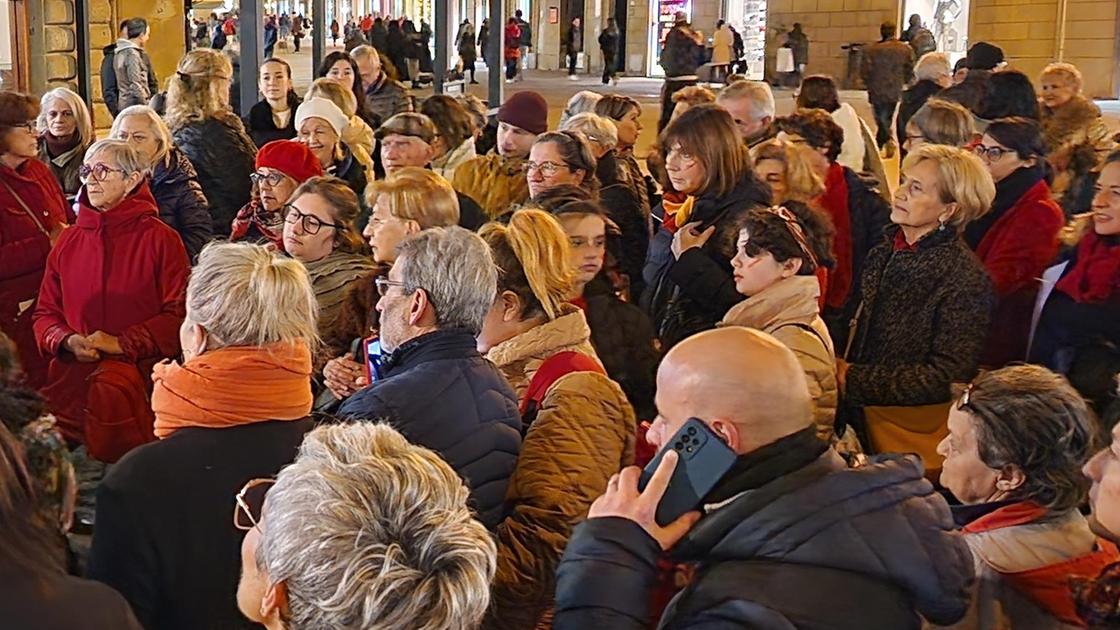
479, 209, 573, 321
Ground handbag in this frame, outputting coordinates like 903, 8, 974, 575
776, 47, 795, 73
84, 359, 156, 463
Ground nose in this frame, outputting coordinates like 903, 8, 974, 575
1092, 188, 1110, 210
935, 435, 949, 457
1084, 449, 1105, 482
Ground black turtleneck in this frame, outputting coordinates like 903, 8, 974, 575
704, 425, 829, 504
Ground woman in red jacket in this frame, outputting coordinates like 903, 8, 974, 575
0, 92, 70, 389
33, 139, 189, 461
966, 117, 1064, 367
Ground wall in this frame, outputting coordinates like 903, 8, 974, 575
624, 0, 649, 73
766, 0, 899, 83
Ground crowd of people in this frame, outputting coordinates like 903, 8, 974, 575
3, 17, 1120, 630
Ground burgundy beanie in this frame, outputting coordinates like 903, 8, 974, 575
256, 140, 324, 183
497, 91, 549, 136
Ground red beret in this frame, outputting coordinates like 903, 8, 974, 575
255, 140, 323, 183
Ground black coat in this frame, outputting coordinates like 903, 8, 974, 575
150, 147, 214, 261
583, 277, 659, 420
457, 191, 487, 230
554, 447, 973, 629
242, 91, 302, 149
598, 29, 620, 55
332, 146, 371, 227
370, 22, 389, 51
597, 150, 649, 296
1, 569, 142, 630
643, 174, 771, 348
897, 79, 943, 143
87, 419, 314, 630
172, 114, 258, 235
338, 329, 522, 529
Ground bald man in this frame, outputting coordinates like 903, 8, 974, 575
553, 327, 974, 629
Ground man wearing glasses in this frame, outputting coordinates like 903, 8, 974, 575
230, 139, 322, 250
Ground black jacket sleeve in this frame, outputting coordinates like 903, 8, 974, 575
173, 178, 215, 261
87, 479, 161, 629
667, 248, 744, 318
600, 183, 650, 290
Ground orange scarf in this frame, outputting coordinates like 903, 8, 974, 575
152, 341, 313, 438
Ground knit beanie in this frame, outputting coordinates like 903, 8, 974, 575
295, 97, 350, 137
497, 91, 549, 136
965, 42, 1004, 71
256, 140, 324, 183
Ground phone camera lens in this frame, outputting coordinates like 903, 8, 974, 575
674, 442, 683, 450
688, 426, 697, 435
680, 434, 690, 443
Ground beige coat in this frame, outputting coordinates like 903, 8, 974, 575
342, 115, 375, 173
720, 276, 838, 441
711, 25, 734, 66
451, 152, 530, 219
483, 306, 636, 630
432, 136, 477, 182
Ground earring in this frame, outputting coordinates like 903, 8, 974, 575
938, 218, 947, 231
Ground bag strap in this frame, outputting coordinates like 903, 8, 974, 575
519, 351, 605, 427
0, 177, 50, 237
842, 300, 865, 361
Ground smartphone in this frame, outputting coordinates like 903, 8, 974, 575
638, 418, 738, 527
352, 337, 383, 384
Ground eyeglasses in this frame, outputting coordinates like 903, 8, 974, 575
972, 144, 1012, 162
250, 170, 288, 187
233, 478, 275, 531
767, 206, 820, 270
78, 163, 128, 182
525, 160, 569, 177
284, 205, 345, 235
10, 121, 36, 133
375, 277, 408, 297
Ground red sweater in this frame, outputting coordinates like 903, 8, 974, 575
974, 180, 1063, 366
33, 183, 189, 441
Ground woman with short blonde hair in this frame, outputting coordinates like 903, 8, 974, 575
751, 138, 825, 204
1039, 61, 1113, 215
905, 99, 976, 151
364, 167, 460, 263
37, 87, 94, 200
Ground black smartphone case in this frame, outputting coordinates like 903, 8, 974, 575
638, 418, 738, 527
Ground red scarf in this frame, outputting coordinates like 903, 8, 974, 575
229, 200, 286, 251
1056, 231, 1120, 304
815, 163, 852, 309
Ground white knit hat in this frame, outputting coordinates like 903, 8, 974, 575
294, 97, 349, 137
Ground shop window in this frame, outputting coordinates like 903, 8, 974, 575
724, 0, 765, 80
903, 0, 969, 64
648, 0, 691, 76
1, 0, 27, 91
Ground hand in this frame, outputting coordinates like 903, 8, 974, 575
323, 356, 369, 399
86, 331, 123, 355
836, 358, 850, 392
671, 222, 715, 259
588, 450, 702, 551
64, 335, 101, 363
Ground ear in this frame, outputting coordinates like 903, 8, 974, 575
1022, 155, 1038, 169
261, 579, 289, 625
996, 464, 1027, 494
499, 290, 522, 323
708, 418, 742, 453
781, 257, 803, 278
403, 219, 421, 236
938, 201, 961, 226
408, 287, 432, 327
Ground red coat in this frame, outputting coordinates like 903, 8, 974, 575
0, 158, 70, 387
504, 24, 521, 60
33, 182, 189, 443
975, 179, 1064, 366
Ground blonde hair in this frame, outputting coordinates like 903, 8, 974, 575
365, 167, 460, 228
479, 209, 573, 321
305, 78, 358, 118
111, 105, 173, 165
901, 144, 996, 227
38, 87, 93, 148
186, 241, 319, 348
914, 52, 952, 83
910, 99, 975, 148
750, 138, 824, 203
672, 85, 716, 107
258, 422, 496, 630
1041, 62, 1083, 93
289, 176, 367, 254
166, 48, 234, 131
561, 112, 619, 151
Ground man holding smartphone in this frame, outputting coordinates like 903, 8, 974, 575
553, 327, 974, 628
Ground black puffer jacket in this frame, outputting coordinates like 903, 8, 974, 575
172, 113, 257, 235
554, 446, 974, 629
659, 24, 704, 78
150, 147, 214, 261
597, 150, 649, 296
643, 173, 771, 348
330, 146, 371, 227
583, 277, 659, 420
338, 329, 522, 529
242, 91, 302, 149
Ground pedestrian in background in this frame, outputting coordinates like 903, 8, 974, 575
861, 21, 915, 153
457, 19, 479, 84
599, 18, 620, 85
516, 9, 532, 79
658, 12, 704, 132
504, 18, 522, 83
564, 17, 582, 80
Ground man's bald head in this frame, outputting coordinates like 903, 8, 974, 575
650, 327, 814, 455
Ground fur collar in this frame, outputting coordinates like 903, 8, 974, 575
1041, 95, 1102, 148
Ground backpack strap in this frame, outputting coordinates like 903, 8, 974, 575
519, 351, 605, 427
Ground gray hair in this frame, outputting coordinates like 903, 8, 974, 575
38, 87, 94, 148
350, 44, 378, 63
395, 227, 497, 334
110, 105, 173, 165
257, 422, 496, 630
717, 80, 775, 120
559, 90, 604, 127
186, 242, 319, 349
83, 138, 151, 178
560, 112, 619, 151
915, 52, 952, 83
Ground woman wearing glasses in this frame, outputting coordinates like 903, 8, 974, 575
839, 145, 995, 474
33, 139, 189, 462
165, 48, 257, 236
526, 131, 598, 202
720, 202, 838, 442
0, 92, 70, 390
230, 139, 323, 250
87, 241, 315, 630
967, 118, 1064, 367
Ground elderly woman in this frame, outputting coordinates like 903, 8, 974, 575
477, 209, 635, 629
111, 105, 213, 260
421, 94, 477, 181
751, 138, 825, 205
527, 131, 598, 202
33, 139, 189, 462
967, 118, 1064, 367
282, 176, 374, 343
243, 57, 302, 149
645, 104, 772, 348
36, 87, 94, 201
305, 78, 375, 173
87, 241, 316, 629
839, 145, 995, 472
235, 423, 496, 630
897, 52, 952, 147
936, 365, 1116, 628
0, 92, 70, 389
903, 99, 977, 153
229, 140, 323, 250
295, 97, 369, 220
561, 112, 648, 295
166, 48, 258, 235
595, 94, 649, 216
559, 90, 603, 128
1040, 63, 1116, 215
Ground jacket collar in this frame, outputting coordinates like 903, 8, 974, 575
75, 181, 159, 229
248, 92, 302, 130
721, 276, 821, 332
115, 38, 140, 51
152, 147, 197, 186
881, 222, 960, 252
381, 328, 481, 377
963, 164, 1047, 249
691, 172, 772, 227
485, 305, 592, 369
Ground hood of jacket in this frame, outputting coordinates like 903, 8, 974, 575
720, 275, 820, 332
679, 451, 973, 625
151, 147, 200, 188
75, 181, 160, 231
484, 305, 599, 392
114, 38, 141, 52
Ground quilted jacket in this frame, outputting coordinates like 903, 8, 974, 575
172, 113, 257, 235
